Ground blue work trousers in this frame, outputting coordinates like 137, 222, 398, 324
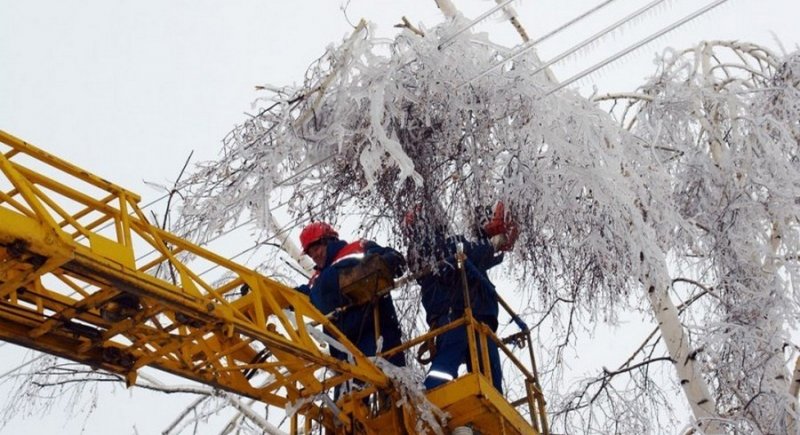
423, 315, 503, 394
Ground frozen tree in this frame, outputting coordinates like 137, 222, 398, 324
5, 8, 799, 435
600, 41, 800, 433
173, 12, 800, 432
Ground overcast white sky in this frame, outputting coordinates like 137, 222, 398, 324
1, 0, 799, 433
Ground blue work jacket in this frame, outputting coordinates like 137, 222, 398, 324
303, 239, 405, 365
414, 234, 502, 328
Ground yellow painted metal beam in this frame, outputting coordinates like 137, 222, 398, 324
0, 130, 392, 432
0, 130, 547, 435
426, 373, 538, 435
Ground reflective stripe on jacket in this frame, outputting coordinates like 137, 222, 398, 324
307, 239, 406, 366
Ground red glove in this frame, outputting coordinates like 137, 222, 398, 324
483, 201, 507, 237
483, 201, 519, 251
499, 220, 519, 251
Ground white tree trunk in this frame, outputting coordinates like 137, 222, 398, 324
433, 0, 458, 18
789, 356, 800, 403
644, 266, 722, 433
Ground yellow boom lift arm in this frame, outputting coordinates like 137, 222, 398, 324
0, 131, 547, 434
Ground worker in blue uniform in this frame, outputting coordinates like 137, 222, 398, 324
404, 203, 517, 393
297, 222, 406, 368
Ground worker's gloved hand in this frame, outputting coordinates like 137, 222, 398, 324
483, 201, 519, 251
498, 221, 519, 251
483, 201, 507, 237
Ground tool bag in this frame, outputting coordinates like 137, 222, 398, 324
338, 253, 395, 305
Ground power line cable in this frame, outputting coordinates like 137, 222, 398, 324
527, 0, 618, 50
541, 0, 731, 98
438, 0, 517, 50
463, 0, 670, 86
441, 0, 618, 52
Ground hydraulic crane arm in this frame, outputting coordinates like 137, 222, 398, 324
0, 130, 393, 431
0, 131, 548, 435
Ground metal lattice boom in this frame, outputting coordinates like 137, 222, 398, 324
0, 130, 545, 434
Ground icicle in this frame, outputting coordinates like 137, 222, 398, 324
373, 358, 450, 434
307, 327, 354, 362
368, 81, 423, 187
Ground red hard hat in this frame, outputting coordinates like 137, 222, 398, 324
299, 222, 339, 252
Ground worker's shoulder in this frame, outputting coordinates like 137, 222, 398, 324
358, 239, 382, 251
314, 264, 343, 288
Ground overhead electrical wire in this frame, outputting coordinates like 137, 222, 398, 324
541, 0, 731, 98
527, 0, 618, 50
463, 0, 672, 86
438, 0, 517, 50
441, 0, 619, 52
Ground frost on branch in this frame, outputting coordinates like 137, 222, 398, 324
174, 17, 697, 434
176, 20, 676, 313
173, 14, 800, 434
611, 41, 800, 434
373, 358, 449, 435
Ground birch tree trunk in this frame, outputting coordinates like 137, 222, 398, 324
789, 357, 800, 434
643, 261, 723, 433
